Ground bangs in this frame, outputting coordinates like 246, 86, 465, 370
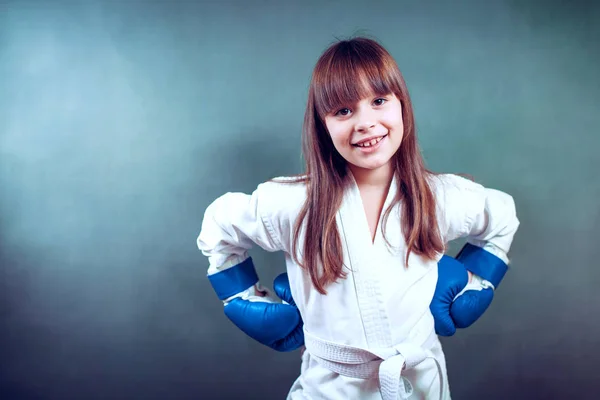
313, 40, 400, 118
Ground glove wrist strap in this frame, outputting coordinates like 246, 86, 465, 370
456, 243, 508, 289
208, 257, 259, 300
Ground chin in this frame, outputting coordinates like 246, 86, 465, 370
353, 159, 393, 171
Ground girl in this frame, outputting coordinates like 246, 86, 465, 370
198, 37, 519, 399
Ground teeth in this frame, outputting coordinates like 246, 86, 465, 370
357, 136, 384, 147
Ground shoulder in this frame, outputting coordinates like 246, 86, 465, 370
427, 173, 491, 214
428, 173, 485, 198
255, 175, 308, 221
256, 175, 308, 204
205, 175, 307, 218
254, 175, 308, 251
428, 173, 515, 210
427, 172, 518, 243
427, 173, 487, 241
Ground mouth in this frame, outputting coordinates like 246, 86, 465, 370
352, 134, 388, 149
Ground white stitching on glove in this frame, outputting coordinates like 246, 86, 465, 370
222, 283, 281, 306
452, 273, 495, 302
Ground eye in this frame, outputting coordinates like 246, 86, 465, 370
334, 108, 351, 117
373, 98, 387, 106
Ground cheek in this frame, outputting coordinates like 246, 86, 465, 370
384, 103, 404, 131
328, 127, 351, 149
388, 116, 404, 137
330, 132, 345, 147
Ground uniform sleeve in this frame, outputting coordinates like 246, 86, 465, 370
436, 174, 520, 262
197, 183, 287, 276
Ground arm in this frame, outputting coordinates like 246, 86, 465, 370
441, 175, 519, 251
198, 187, 284, 274
431, 175, 520, 335
439, 174, 519, 281
198, 188, 281, 303
460, 184, 519, 286
197, 184, 303, 351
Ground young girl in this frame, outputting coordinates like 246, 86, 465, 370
198, 37, 519, 399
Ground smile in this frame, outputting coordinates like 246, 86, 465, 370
353, 134, 387, 148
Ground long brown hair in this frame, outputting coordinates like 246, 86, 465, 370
282, 37, 444, 295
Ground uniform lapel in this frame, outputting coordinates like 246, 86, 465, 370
337, 173, 394, 348
337, 173, 436, 347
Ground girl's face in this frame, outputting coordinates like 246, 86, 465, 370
324, 92, 404, 176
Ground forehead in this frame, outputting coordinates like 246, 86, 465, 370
316, 71, 394, 115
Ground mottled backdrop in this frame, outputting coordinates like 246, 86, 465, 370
1, 0, 598, 399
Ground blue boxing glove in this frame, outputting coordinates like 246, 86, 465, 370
430, 242, 508, 336
208, 257, 304, 352
450, 242, 508, 329
430, 255, 471, 336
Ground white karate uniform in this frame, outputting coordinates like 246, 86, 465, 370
198, 172, 519, 400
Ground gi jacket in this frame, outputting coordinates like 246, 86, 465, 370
198, 172, 519, 400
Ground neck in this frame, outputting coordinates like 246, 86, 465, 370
349, 162, 394, 190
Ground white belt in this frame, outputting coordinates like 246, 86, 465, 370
304, 329, 444, 400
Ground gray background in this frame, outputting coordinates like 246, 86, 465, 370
1, 0, 598, 399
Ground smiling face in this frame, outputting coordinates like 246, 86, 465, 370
324, 91, 404, 176
305, 37, 417, 185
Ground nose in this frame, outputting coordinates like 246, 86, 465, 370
354, 108, 376, 133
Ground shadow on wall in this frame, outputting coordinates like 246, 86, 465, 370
0, 382, 47, 400
442, 317, 599, 399
0, 240, 63, 400
470, 346, 599, 400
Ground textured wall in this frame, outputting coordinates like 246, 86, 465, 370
1, 0, 598, 399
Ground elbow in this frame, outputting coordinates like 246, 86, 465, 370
485, 188, 520, 251
499, 189, 520, 233
196, 195, 228, 254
